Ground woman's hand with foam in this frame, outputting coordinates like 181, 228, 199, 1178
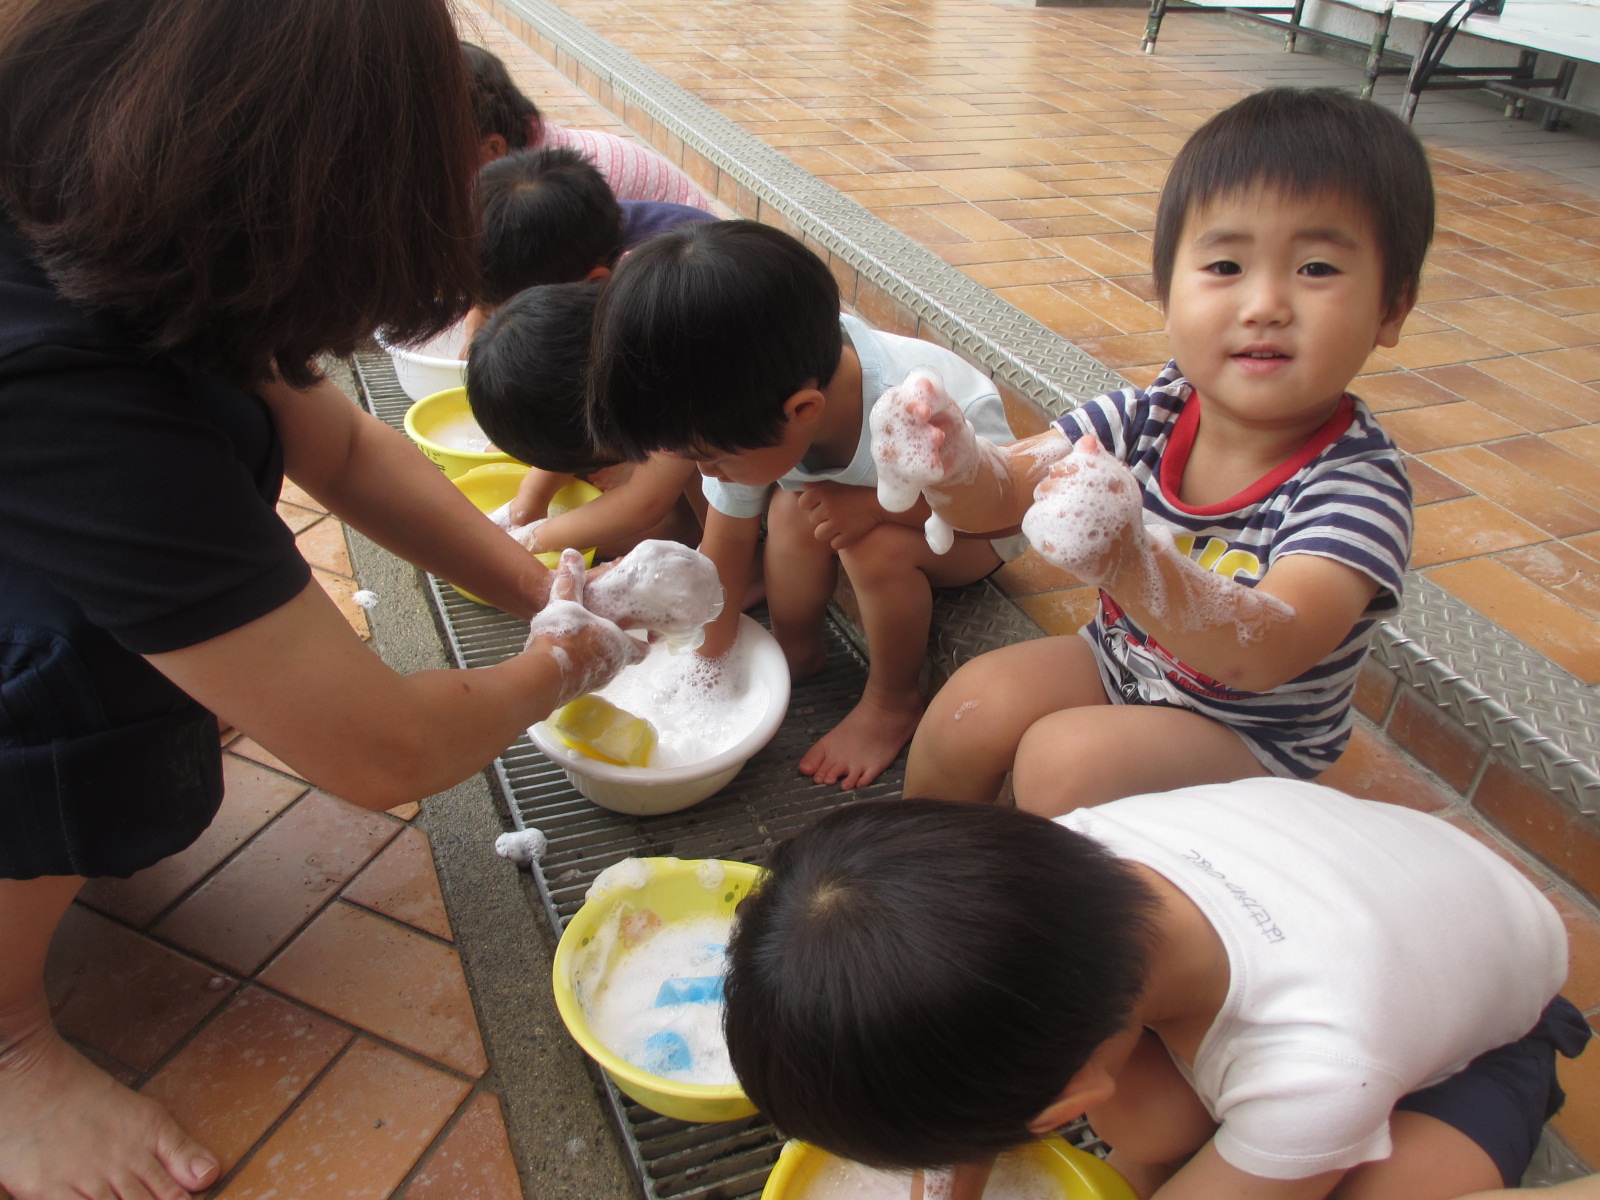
1021, 435, 1146, 585
525, 550, 646, 706
583, 539, 726, 648
869, 367, 986, 512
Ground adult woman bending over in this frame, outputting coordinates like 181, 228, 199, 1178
0, 2, 693, 1197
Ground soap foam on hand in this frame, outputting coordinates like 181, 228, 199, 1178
581, 910, 736, 1086
584, 540, 725, 646
870, 368, 963, 514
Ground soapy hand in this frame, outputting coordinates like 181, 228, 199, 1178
526, 549, 646, 706
1021, 434, 1145, 585
869, 367, 982, 513
584, 539, 726, 648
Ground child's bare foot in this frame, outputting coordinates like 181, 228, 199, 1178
798, 691, 923, 790
0, 1023, 219, 1200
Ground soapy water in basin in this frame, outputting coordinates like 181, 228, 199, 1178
578, 860, 736, 1085
801, 1153, 1066, 1200
578, 620, 766, 768
428, 412, 498, 454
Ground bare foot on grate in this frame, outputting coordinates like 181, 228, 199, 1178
0, 1024, 219, 1200
798, 691, 922, 791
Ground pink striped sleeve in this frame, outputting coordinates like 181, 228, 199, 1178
541, 122, 713, 209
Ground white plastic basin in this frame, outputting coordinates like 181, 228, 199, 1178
378, 320, 469, 401
529, 616, 790, 816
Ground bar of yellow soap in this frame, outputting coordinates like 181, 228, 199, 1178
549, 695, 658, 767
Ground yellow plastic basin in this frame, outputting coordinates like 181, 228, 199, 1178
761, 1137, 1139, 1200
403, 386, 520, 478
552, 857, 761, 1123
450, 463, 601, 603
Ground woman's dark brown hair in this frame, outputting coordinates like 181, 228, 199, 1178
0, 0, 481, 388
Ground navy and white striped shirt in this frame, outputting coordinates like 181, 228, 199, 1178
1055, 362, 1413, 779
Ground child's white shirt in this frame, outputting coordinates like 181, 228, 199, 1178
1060, 779, 1565, 1181
699, 314, 1028, 560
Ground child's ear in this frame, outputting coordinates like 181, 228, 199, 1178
1025, 1061, 1117, 1134
477, 133, 508, 166
584, 265, 613, 283
1376, 284, 1417, 350
783, 387, 827, 430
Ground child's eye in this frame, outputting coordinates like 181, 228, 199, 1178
1203, 260, 1241, 276
1299, 261, 1340, 277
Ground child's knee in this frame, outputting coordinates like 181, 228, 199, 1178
837, 522, 926, 580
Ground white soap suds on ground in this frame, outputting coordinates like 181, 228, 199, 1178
352, 589, 379, 610
584, 540, 725, 644
579, 911, 736, 1086
800, 1153, 1066, 1200
1021, 437, 1293, 644
566, 622, 767, 768
495, 828, 548, 868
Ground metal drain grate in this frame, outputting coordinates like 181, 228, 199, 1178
352, 345, 909, 1200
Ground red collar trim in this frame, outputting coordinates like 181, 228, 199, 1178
1157, 391, 1355, 517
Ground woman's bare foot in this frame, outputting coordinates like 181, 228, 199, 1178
798, 690, 923, 790
0, 1022, 219, 1200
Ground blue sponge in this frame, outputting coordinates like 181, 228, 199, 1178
654, 976, 725, 1006
641, 1030, 692, 1074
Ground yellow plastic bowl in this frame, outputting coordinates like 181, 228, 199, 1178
450, 464, 601, 603
403, 386, 521, 478
552, 857, 762, 1123
761, 1137, 1138, 1200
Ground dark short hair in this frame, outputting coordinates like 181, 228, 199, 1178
587, 219, 841, 462
723, 800, 1157, 1169
0, 0, 480, 389
462, 42, 541, 151
466, 282, 609, 474
1152, 87, 1433, 319
478, 148, 623, 304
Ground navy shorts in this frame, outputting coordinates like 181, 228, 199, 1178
1, 569, 224, 880
1395, 996, 1591, 1186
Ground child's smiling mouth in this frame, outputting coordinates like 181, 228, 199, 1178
1232, 347, 1291, 373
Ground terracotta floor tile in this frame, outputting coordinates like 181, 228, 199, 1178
278, 482, 327, 514
963, 257, 1099, 289
45, 906, 235, 1072
1015, 588, 1098, 637
1426, 558, 1600, 683
1403, 456, 1474, 506
1385, 687, 1485, 795
275, 501, 323, 535
224, 736, 302, 780
1054, 278, 1164, 335
992, 549, 1083, 598
315, 564, 373, 639
216, 1039, 471, 1200
1533, 285, 1600, 316
1410, 497, 1548, 569
1571, 531, 1600, 561
1496, 543, 1600, 620
140, 986, 351, 1171
154, 792, 400, 975
1042, 235, 1148, 278
1549, 425, 1600, 465
79, 756, 309, 928
1550, 894, 1600, 1014
399, 1091, 522, 1200
1353, 371, 1462, 414
1553, 1017, 1600, 1165
995, 285, 1120, 340
1439, 814, 1556, 894
1378, 401, 1528, 455
934, 238, 1057, 267
1421, 300, 1561, 356
1416, 363, 1584, 434
259, 901, 488, 1077
1473, 358, 1600, 424
342, 827, 454, 942
1074, 331, 1171, 371
1488, 437, 1600, 511
1416, 272, 1495, 304
1381, 330, 1505, 371
1528, 346, 1600, 385
1315, 724, 1451, 813
1352, 660, 1399, 723
295, 516, 354, 577
1419, 446, 1600, 538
